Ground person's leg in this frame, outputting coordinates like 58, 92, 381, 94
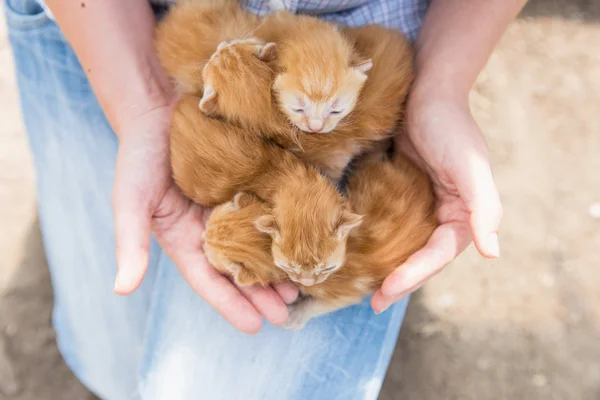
140, 261, 408, 400
5, 1, 160, 398
6, 1, 410, 399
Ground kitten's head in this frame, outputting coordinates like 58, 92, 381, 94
253, 175, 363, 287
199, 38, 277, 122
203, 192, 286, 287
272, 21, 372, 134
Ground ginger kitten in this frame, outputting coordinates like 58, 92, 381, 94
198, 25, 414, 180
254, 11, 373, 134
203, 149, 437, 329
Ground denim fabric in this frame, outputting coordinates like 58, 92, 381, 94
5, 0, 411, 398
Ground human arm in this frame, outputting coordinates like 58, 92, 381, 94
372, 0, 527, 312
44, 0, 297, 333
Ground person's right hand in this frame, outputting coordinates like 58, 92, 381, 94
371, 87, 504, 313
111, 101, 298, 334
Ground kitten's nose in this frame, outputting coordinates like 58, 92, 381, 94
308, 120, 324, 132
299, 277, 316, 286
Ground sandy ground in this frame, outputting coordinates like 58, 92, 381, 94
1, 1, 599, 399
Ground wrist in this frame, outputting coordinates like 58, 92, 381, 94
408, 73, 470, 118
406, 74, 473, 149
98, 57, 176, 138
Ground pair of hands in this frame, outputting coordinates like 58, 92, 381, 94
111, 88, 502, 334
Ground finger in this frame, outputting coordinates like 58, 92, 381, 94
152, 187, 263, 334
273, 282, 299, 304
181, 254, 264, 334
239, 285, 289, 326
111, 173, 152, 296
371, 221, 471, 313
452, 143, 503, 258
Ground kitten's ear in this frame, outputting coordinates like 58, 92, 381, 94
254, 215, 280, 243
232, 192, 256, 210
272, 73, 285, 91
334, 211, 363, 240
227, 262, 260, 287
352, 59, 373, 77
199, 85, 218, 116
256, 42, 277, 62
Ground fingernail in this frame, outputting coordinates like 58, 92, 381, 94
375, 304, 390, 315
114, 268, 137, 294
375, 296, 400, 315
284, 296, 298, 305
487, 233, 500, 258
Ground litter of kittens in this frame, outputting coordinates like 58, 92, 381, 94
155, 1, 437, 329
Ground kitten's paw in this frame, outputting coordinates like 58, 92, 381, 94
225, 262, 245, 283
282, 303, 311, 331
226, 262, 262, 287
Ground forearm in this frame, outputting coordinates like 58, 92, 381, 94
413, 0, 527, 99
45, 0, 172, 137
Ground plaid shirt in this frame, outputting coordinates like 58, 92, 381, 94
38, 0, 428, 41
152, 0, 429, 41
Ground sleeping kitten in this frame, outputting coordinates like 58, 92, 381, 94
203, 149, 437, 329
252, 172, 363, 288
254, 11, 373, 134
197, 24, 414, 181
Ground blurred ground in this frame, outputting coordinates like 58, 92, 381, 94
0, 1, 599, 399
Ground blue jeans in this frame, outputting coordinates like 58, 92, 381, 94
5, 0, 409, 398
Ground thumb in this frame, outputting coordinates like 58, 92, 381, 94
452, 141, 503, 258
111, 159, 153, 295
453, 146, 503, 258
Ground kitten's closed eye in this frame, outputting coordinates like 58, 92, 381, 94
276, 262, 294, 272
320, 264, 339, 273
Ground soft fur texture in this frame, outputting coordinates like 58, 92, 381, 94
255, 12, 372, 134
199, 38, 294, 143
203, 193, 287, 287
171, 94, 348, 205
160, 3, 433, 329
204, 150, 437, 329
196, 24, 415, 180
155, 0, 260, 93
172, 95, 361, 280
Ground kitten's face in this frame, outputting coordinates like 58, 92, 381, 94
255, 206, 362, 287
273, 60, 372, 134
269, 237, 348, 286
